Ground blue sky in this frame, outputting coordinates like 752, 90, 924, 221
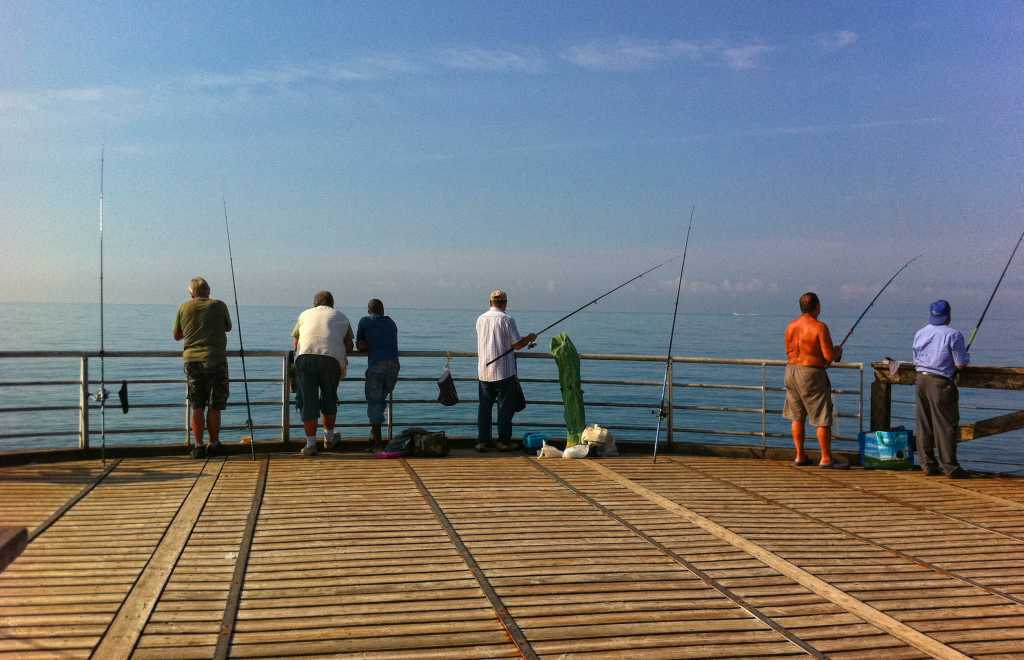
1, 1, 1022, 318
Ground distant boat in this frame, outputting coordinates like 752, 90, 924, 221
732, 312, 761, 317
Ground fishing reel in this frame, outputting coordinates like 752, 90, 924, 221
94, 387, 109, 403
651, 401, 670, 419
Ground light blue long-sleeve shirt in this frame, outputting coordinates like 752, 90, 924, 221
913, 323, 970, 379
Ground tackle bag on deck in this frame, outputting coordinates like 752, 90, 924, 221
380, 427, 449, 458
858, 429, 915, 470
437, 368, 459, 406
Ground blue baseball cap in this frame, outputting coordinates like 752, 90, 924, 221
929, 299, 951, 325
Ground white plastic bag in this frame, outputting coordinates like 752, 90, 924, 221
537, 442, 563, 458
562, 443, 590, 459
581, 424, 617, 456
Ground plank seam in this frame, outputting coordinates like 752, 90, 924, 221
527, 458, 826, 658
214, 455, 270, 660
668, 457, 1024, 608
583, 459, 971, 660
29, 458, 122, 542
91, 458, 224, 659
401, 458, 537, 660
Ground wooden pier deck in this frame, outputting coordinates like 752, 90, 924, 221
2, 454, 1024, 659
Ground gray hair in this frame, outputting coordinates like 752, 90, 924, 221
313, 291, 334, 307
188, 276, 210, 298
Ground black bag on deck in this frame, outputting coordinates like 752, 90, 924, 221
388, 427, 449, 457
437, 368, 459, 406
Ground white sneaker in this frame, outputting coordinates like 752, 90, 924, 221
324, 432, 342, 450
300, 443, 318, 457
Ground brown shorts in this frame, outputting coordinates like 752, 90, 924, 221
783, 365, 833, 427
185, 361, 229, 411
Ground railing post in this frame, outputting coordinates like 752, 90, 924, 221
184, 385, 191, 448
665, 361, 674, 448
761, 362, 768, 447
280, 355, 290, 444
871, 376, 892, 432
387, 393, 394, 445
79, 357, 89, 450
859, 365, 865, 434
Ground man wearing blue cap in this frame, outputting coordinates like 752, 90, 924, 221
913, 300, 971, 478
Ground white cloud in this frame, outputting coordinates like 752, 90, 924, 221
816, 30, 859, 52
562, 37, 774, 72
720, 44, 775, 71
436, 47, 544, 73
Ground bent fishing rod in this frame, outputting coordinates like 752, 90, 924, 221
484, 255, 679, 366
967, 228, 1024, 351
223, 196, 256, 461
653, 205, 695, 464
837, 254, 923, 349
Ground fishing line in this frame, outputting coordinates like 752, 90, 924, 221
653, 206, 695, 464
967, 229, 1024, 351
223, 196, 256, 461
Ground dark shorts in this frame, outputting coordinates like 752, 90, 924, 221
185, 361, 229, 411
296, 354, 342, 421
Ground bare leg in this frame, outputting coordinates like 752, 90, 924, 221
816, 425, 832, 465
303, 419, 318, 437
191, 407, 206, 446
791, 420, 806, 462
322, 414, 336, 436
206, 409, 221, 445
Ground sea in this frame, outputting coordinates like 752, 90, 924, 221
1, 303, 1022, 474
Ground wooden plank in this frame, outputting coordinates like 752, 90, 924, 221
400, 458, 537, 660
28, 459, 121, 542
527, 459, 823, 658
213, 456, 268, 660
583, 460, 971, 660
92, 459, 224, 659
961, 410, 1024, 441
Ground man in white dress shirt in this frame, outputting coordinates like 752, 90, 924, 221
476, 290, 536, 452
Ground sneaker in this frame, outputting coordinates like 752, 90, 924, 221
206, 442, 222, 456
324, 433, 342, 450
496, 441, 516, 452
475, 442, 490, 453
189, 444, 206, 459
300, 443, 318, 457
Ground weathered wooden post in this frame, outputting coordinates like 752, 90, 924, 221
870, 376, 891, 432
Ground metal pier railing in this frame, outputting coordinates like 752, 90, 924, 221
0, 350, 864, 451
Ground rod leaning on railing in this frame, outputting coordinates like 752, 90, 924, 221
0, 350, 865, 450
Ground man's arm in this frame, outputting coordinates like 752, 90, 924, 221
512, 333, 537, 350
223, 302, 232, 333
172, 309, 183, 341
952, 333, 970, 371
820, 325, 842, 364
344, 326, 354, 353
355, 319, 368, 352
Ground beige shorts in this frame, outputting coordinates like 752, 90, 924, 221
783, 365, 833, 427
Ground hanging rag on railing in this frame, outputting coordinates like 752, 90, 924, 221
436, 353, 459, 406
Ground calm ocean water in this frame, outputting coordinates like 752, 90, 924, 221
1, 303, 1022, 472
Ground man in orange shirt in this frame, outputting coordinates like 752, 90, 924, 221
784, 292, 847, 468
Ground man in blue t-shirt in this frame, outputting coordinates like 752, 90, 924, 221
356, 298, 400, 451
913, 299, 970, 478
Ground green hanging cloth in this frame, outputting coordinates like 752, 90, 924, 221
550, 333, 586, 446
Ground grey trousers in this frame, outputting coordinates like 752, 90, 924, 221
915, 372, 961, 474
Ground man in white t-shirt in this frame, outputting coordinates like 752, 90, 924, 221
476, 289, 536, 452
291, 291, 353, 456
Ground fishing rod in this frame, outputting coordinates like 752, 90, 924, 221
97, 149, 109, 465
966, 229, 1024, 351
484, 255, 678, 366
653, 206, 695, 464
223, 196, 256, 461
837, 254, 923, 349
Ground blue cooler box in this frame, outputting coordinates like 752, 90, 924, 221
858, 430, 915, 470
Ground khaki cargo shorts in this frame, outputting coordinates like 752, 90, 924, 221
185, 361, 230, 411
783, 364, 833, 427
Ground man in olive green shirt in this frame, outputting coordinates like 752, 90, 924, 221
173, 276, 232, 458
